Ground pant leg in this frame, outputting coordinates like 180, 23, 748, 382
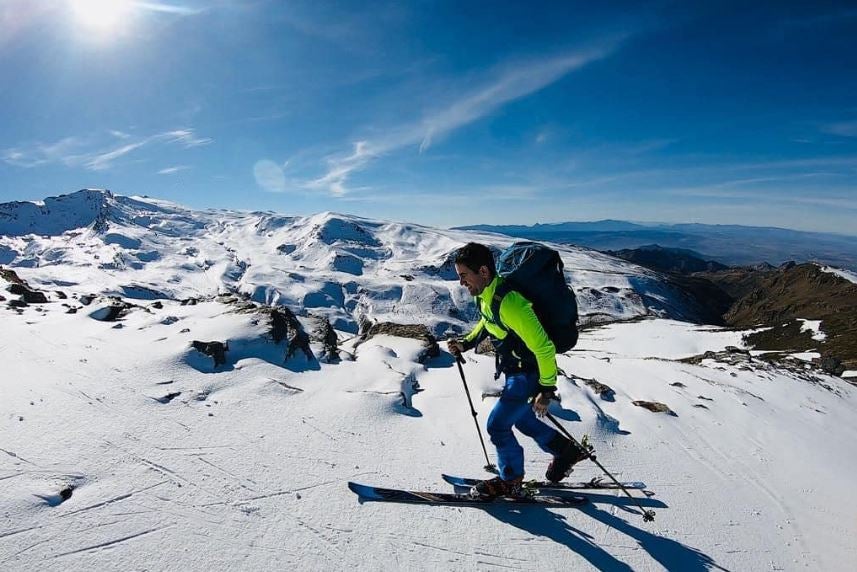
486, 372, 535, 480
514, 410, 559, 454
512, 370, 561, 454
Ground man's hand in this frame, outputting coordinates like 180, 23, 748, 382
447, 339, 465, 361
532, 389, 555, 417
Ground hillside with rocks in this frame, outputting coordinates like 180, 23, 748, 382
2, 190, 856, 571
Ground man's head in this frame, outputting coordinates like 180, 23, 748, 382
454, 242, 496, 296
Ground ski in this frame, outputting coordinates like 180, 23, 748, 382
442, 474, 653, 496
348, 481, 588, 507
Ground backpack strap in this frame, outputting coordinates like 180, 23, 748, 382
490, 280, 513, 332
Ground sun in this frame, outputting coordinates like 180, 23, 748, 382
69, 0, 134, 34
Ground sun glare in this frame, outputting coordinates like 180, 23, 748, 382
70, 0, 134, 34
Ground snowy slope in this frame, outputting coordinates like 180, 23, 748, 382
1, 298, 855, 571
822, 265, 857, 285
3, 190, 856, 571
0, 189, 713, 335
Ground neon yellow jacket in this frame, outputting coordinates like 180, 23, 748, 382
463, 276, 557, 388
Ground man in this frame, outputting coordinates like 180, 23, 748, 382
448, 242, 587, 498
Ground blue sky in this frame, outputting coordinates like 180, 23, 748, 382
1, 1, 856, 234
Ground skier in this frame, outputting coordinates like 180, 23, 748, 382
448, 242, 588, 498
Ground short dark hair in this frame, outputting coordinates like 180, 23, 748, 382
454, 242, 496, 276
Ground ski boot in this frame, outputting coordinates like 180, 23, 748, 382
545, 434, 590, 483
470, 476, 524, 499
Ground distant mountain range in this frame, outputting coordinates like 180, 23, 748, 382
0, 189, 720, 335
455, 220, 857, 270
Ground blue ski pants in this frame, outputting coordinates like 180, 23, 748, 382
487, 370, 559, 480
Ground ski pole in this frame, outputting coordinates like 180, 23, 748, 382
455, 355, 497, 474
545, 411, 655, 522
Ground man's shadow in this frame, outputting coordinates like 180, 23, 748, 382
483, 501, 730, 572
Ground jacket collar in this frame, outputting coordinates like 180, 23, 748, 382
477, 275, 502, 308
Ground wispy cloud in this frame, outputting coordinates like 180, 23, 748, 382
1, 136, 84, 168
133, 2, 206, 16
300, 43, 622, 196
822, 120, 857, 137
162, 129, 213, 148
85, 141, 149, 171
1, 128, 212, 171
157, 165, 190, 175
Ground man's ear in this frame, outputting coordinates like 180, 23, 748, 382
478, 265, 491, 280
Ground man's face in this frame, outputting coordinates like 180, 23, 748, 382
455, 262, 491, 296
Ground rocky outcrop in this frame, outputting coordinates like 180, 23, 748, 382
0, 267, 25, 285
267, 306, 315, 362
192, 340, 228, 367
7, 283, 48, 303
632, 400, 676, 416
363, 322, 440, 363
310, 315, 340, 363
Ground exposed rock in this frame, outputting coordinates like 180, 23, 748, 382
364, 322, 440, 363
310, 315, 340, 363
0, 294, 5, 302
191, 340, 228, 367
583, 378, 615, 399
0, 267, 25, 285
7, 283, 48, 303
632, 400, 676, 416
683, 348, 844, 395
153, 392, 181, 404
181, 298, 199, 306
818, 356, 845, 377
670, 382, 686, 388
91, 301, 137, 321
8, 299, 27, 308
265, 305, 315, 362
79, 294, 96, 306
151, 301, 164, 309
476, 337, 495, 355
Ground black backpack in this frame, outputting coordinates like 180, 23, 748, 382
490, 242, 579, 352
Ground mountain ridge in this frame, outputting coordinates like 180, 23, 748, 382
0, 189, 714, 335
456, 220, 857, 269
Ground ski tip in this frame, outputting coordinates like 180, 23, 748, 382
347, 481, 374, 498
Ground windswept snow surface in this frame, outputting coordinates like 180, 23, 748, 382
0, 190, 712, 334
1, 298, 856, 571
821, 265, 857, 284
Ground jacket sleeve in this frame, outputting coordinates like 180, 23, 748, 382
461, 316, 487, 352
499, 291, 557, 387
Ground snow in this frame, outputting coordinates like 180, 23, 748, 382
0, 190, 713, 335
797, 318, 827, 342
789, 351, 822, 362
842, 370, 857, 378
821, 265, 857, 284
3, 190, 857, 571
2, 300, 856, 570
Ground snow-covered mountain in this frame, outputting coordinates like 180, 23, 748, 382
0, 189, 717, 334
2, 190, 856, 571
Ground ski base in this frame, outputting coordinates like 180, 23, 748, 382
348, 482, 588, 507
